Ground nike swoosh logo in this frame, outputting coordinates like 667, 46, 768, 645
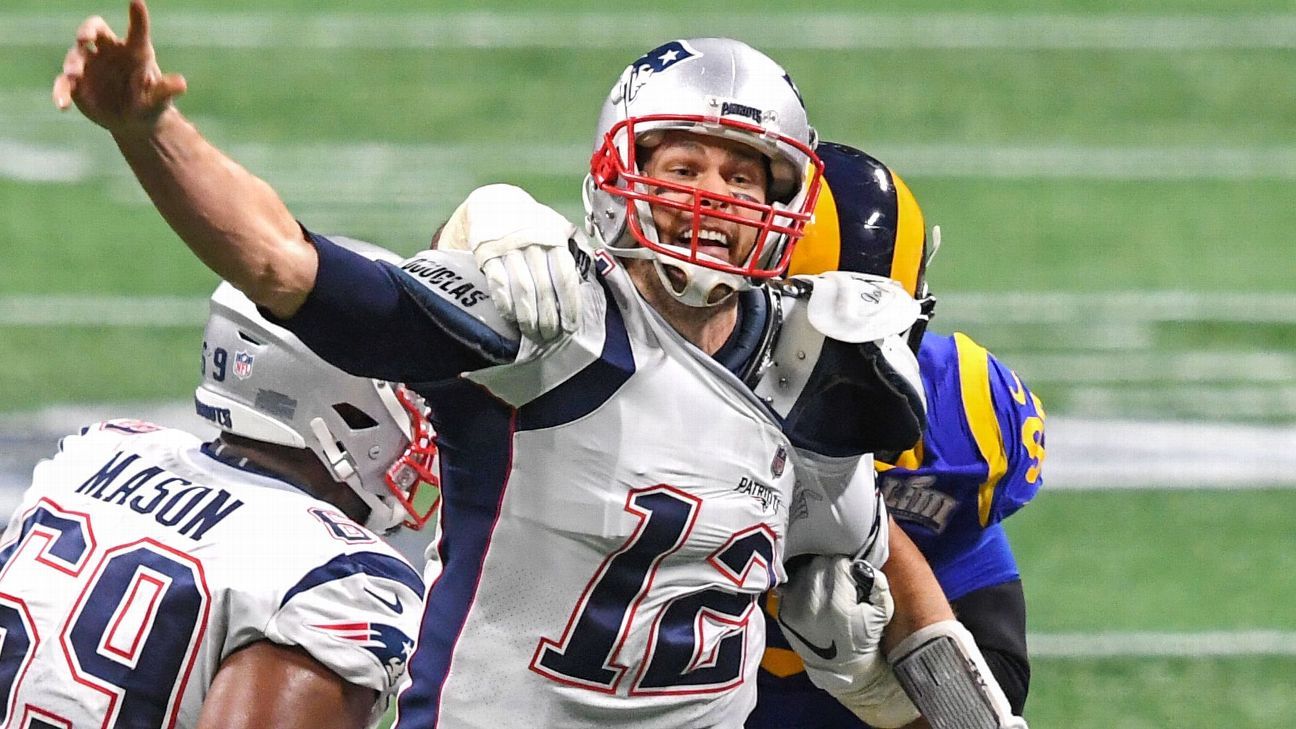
776, 615, 837, 660
364, 587, 404, 614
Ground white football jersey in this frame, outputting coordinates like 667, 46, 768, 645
0, 420, 425, 728
389, 252, 881, 729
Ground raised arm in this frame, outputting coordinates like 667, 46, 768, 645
53, 0, 316, 318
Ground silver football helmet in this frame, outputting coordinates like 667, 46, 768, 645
583, 38, 824, 307
194, 242, 439, 533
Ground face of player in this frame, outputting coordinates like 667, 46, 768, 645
640, 131, 770, 271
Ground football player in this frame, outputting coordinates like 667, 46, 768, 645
433, 147, 1038, 727
0, 277, 437, 728
749, 142, 1045, 729
53, 6, 926, 726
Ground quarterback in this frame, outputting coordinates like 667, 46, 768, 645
50, 4, 924, 726
0, 280, 435, 728
438, 142, 1040, 727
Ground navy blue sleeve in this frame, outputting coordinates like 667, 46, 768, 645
266, 231, 490, 383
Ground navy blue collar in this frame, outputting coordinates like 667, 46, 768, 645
199, 441, 312, 495
712, 287, 773, 382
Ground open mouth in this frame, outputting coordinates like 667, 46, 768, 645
677, 228, 732, 262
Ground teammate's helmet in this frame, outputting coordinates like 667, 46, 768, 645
584, 38, 824, 307
194, 244, 439, 533
788, 141, 938, 348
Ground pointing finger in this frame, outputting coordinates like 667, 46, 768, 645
126, 0, 152, 51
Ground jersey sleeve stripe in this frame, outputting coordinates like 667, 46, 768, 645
953, 333, 1009, 527
281, 551, 424, 608
518, 278, 635, 431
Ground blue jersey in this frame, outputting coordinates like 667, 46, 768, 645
751, 331, 1046, 728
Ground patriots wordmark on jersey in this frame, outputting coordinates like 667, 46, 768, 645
278, 240, 881, 729
0, 421, 425, 728
270, 230, 888, 728
392, 249, 802, 729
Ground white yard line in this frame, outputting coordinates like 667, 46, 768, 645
937, 292, 1296, 325
1030, 631, 1296, 658
3, 12, 1296, 50
4, 292, 1294, 326
0, 295, 210, 327
6, 137, 1296, 185
1044, 418, 1296, 488
0, 403, 1293, 489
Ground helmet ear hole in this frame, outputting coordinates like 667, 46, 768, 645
332, 403, 379, 430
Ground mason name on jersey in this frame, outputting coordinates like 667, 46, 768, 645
73, 443, 245, 541
0, 420, 425, 728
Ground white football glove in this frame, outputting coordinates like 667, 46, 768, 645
777, 556, 917, 727
439, 184, 582, 343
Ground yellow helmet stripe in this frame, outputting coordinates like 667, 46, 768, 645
889, 171, 926, 297
788, 175, 841, 277
954, 332, 1008, 527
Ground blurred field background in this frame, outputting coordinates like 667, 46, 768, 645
2, 0, 1295, 726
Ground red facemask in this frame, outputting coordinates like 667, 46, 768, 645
384, 385, 441, 530
590, 114, 823, 280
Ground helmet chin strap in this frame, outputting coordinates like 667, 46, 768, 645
650, 255, 749, 308
627, 197, 750, 308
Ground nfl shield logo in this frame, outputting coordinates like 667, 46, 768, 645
233, 350, 254, 379
771, 445, 787, 478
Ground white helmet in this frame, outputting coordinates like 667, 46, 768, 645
583, 38, 824, 307
194, 241, 439, 533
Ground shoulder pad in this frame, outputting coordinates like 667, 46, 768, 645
754, 293, 823, 419
792, 272, 921, 344
757, 273, 921, 420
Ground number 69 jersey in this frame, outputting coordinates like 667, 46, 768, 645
0, 421, 425, 729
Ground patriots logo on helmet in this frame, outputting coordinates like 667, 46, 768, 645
312, 621, 415, 680
232, 350, 254, 379
619, 40, 699, 103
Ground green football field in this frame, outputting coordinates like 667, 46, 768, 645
2, 1, 1295, 726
